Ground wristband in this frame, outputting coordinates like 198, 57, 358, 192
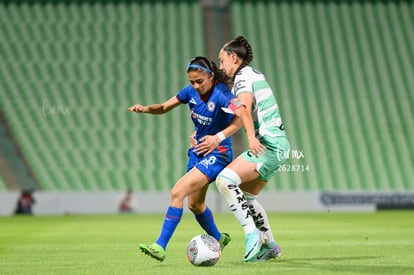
216, 131, 226, 142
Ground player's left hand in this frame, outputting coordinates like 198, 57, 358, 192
189, 131, 197, 148
195, 135, 220, 156
247, 137, 265, 157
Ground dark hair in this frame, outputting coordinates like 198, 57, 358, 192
222, 35, 253, 79
187, 56, 231, 87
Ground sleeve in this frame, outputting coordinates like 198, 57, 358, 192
221, 97, 245, 114
233, 70, 254, 96
176, 85, 191, 104
229, 97, 245, 112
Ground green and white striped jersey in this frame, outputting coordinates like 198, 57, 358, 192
233, 66, 286, 139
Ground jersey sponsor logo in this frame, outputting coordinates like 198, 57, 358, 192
199, 155, 217, 169
233, 80, 246, 94
207, 101, 215, 112
191, 110, 212, 125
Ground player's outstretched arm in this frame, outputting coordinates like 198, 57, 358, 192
128, 96, 181, 114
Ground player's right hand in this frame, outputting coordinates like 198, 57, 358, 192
128, 104, 145, 113
195, 135, 220, 156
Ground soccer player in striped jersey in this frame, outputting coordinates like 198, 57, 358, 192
196, 36, 291, 262
128, 56, 248, 262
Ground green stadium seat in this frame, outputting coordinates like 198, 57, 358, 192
230, 0, 414, 191
2, 1, 412, 193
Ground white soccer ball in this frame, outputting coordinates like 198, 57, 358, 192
187, 234, 221, 266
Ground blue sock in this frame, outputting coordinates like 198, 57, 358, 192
156, 206, 183, 249
194, 206, 221, 241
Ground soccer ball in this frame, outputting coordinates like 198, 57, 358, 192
187, 234, 221, 266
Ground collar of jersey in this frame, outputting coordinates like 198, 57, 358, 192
199, 80, 218, 102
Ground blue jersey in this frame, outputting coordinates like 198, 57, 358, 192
177, 81, 239, 182
177, 81, 236, 148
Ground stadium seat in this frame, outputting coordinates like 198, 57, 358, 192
230, 0, 414, 191
1, 1, 412, 193
0, 1, 203, 191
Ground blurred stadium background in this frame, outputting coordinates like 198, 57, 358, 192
0, 0, 413, 215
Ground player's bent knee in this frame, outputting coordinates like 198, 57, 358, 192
187, 202, 204, 214
216, 168, 242, 193
170, 188, 185, 204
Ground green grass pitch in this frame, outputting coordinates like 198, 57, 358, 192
1, 211, 413, 275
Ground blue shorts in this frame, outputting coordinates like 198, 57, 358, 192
187, 147, 233, 183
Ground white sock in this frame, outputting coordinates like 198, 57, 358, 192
245, 192, 276, 245
216, 168, 256, 234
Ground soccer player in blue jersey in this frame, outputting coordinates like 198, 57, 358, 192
128, 56, 249, 262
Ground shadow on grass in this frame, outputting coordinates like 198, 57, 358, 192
283, 255, 380, 262
277, 256, 414, 274
223, 256, 414, 274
